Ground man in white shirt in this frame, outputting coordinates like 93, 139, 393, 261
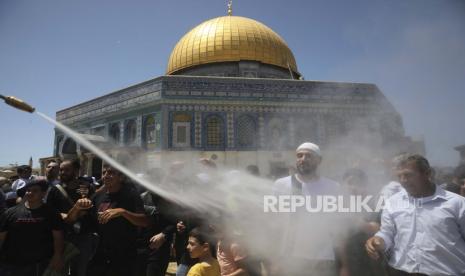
273, 142, 346, 276
366, 154, 465, 275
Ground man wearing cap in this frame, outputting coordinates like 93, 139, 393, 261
10, 165, 33, 192
272, 142, 347, 276
0, 178, 65, 276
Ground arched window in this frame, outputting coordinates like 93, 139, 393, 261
236, 115, 257, 148
205, 115, 225, 149
109, 123, 120, 145
62, 138, 77, 154
144, 116, 156, 150
124, 119, 137, 145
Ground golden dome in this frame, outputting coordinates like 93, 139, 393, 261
166, 16, 299, 75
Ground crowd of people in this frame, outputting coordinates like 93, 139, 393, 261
0, 142, 464, 276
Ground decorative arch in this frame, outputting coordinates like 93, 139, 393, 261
62, 138, 77, 154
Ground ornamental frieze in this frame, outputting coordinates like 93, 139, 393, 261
58, 90, 162, 123
162, 76, 375, 97
166, 104, 371, 116
161, 87, 373, 104
57, 82, 162, 121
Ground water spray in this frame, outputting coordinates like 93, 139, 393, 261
0, 94, 35, 113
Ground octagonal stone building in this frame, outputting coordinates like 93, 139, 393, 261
48, 14, 422, 179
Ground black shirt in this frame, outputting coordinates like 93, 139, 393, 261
140, 192, 177, 261
47, 181, 97, 212
46, 182, 97, 235
0, 203, 64, 265
93, 185, 145, 254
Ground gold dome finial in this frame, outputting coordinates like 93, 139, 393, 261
227, 0, 232, 15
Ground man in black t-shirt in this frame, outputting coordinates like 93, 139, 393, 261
86, 164, 150, 276
0, 178, 64, 276
46, 159, 98, 276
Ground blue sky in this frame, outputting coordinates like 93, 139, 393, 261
0, 0, 464, 167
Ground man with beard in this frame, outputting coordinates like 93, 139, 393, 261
43, 160, 60, 203
272, 142, 346, 276
45, 160, 60, 186
88, 164, 150, 276
46, 159, 97, 276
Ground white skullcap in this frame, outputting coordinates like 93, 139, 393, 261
296, 142, 321, 157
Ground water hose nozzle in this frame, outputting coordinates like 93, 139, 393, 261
0, 94, 35, 113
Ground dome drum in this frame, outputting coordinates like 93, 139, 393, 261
173, 60, 299, 79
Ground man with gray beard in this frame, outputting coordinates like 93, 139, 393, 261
272, 142, 348, 276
